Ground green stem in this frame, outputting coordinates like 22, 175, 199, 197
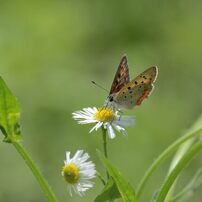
156, 140, 202, 202
136, 128, 202, 199
102, 127, 109, 179
102, 127, 108, 158
12, 141, 57, 202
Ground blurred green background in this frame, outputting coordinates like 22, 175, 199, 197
0, 0, 202, 201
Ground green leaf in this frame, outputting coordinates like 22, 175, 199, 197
136, 127, 202, 199
95, 178, 120, 202
165, 114, 202, 201
97, 150, 137, 202
0, 77, 21, 142
156, 140, 202, 202
189, 114, 202, 131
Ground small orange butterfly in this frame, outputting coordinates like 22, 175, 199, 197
107, 55, 158, 109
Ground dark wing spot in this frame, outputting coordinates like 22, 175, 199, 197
128, 86, 131, 90
149, 77, 152, 81
139, 85, 142, 88
129, 91, 133, 94
141, 81, 144, 84
124, 96, 127, 98
122, 91, 125, 94
143, 76, 147, 79
135, 81, 138, 84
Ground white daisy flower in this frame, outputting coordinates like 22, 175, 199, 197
72, 107, 134, 139
61, 150, 96, 196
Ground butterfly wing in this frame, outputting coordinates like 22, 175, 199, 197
115, 66, 158, 109
109, 55, 130, 95
130, 66, 158, 86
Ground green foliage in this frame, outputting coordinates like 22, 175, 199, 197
156, 140, 202, 202
97, 150, 137, 202
0, 77, 21, 142
95, 178, 120, 202
165, 114, 202, 200
167, 169, 202, 202
0, 77, 57, 201
136, 127, 202, 199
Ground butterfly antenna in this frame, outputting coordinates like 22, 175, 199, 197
91, 81, 109, 93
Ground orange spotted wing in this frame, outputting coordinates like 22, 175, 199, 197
108, 55, 158, 109
115, 66, 158, 109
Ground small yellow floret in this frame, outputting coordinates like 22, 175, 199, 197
94, 108, 115, 122
62, 163, 79, 184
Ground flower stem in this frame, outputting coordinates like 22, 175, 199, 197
12, 141, 57, 202
136, 127, 202, 199
102, 127, 109, 179
102, 127, 108, 158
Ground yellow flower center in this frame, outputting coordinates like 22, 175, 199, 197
94, 108, 115, 122
62, 163, 79, 184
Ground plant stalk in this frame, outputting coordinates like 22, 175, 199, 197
12, 141, 57, 202
102, 127, 109, 179
136, 128, 202, 199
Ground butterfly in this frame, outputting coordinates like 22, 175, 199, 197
107, 55, 158, 109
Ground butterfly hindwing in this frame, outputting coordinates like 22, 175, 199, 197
130, 66, 158, 87
115, 83, 153, 108
114, 66, 158, 109
109, 55, 130, 95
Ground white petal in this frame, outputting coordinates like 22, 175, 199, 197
105, 123, 116, 139
65, 151, 71, 164
72, 113, 92, 121
89, 124, 97, 133
72, 107, 98, 123
77, 119, 97, 124
113, 124, 127, 136
72, 150, 84, 162
95, 122, 103, 130
89, 122, 103, 133
78, 153, 90, 164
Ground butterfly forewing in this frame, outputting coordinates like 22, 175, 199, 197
109, 55, 130, 95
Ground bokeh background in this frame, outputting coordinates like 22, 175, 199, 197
0, 1, 202, 201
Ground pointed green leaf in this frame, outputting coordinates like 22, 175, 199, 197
97, 150, 137, 202
0, 77, 21, 142
95, 178, 120, 202
156, 140, 202, 202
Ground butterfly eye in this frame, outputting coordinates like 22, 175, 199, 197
109, 96, 114, 102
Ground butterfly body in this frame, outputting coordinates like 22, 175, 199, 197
107, 56, 158, 109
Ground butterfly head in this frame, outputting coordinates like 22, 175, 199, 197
105, 95, 114, 107
108, 95, 114, 102
104, 94, 120, 110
